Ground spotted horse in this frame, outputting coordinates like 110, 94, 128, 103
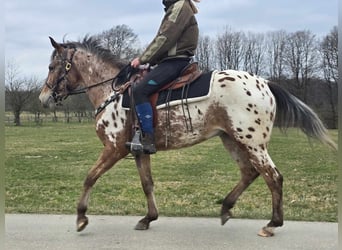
39, 36, 336, 237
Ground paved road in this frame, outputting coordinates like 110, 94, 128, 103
5, 214, 338, 250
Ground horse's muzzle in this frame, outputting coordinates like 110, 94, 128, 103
39, 90, 56, 108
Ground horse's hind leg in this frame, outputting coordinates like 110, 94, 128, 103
253, 152, 283, 237
76, 144, 126, 232
220, 134, 283, 236
134, 154, 158, 230
219, 134, 260, 225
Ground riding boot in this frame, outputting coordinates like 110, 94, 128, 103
141, 132, 156, 154
135, 102, 156, 154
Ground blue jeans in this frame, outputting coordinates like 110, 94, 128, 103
133, 58, 190, 104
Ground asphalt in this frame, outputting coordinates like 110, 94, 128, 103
5, 214, 338, 250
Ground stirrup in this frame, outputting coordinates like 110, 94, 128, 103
125, 130, 144, 156
125, 130, 157, 155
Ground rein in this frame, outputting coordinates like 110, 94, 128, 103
67, 77, 117, 96
67, 63, 143, 117
47, 45, 142, 117
65, 63, 136, 97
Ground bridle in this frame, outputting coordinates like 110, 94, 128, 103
44, 46, 77, 103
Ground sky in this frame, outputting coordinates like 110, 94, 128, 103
5, 0, 338, 80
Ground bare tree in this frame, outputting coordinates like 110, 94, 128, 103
195, 35, 215, 72
321, 26, 338, 83
96, 24, 140, 60
242, 32, 266, 75
283, 30, 319, 101
266, 30, 288, 80
5, 61, 40, 126
215, 27, 245, 70
320, 26, 338, 128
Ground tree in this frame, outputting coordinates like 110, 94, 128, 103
242, 32, 266, 75
68, 94, 94, 122
195, 35, 215, 72
266, 30, 288, 80
321, 26, 338, 84
27, 89, 45, 125
320, 26, 338, 128
215, 27, 245, 70
283, 30, 319, 101
5, 61, 40, 126
96, 24, 140, 60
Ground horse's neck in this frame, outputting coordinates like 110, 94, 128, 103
75, 50, 120, 108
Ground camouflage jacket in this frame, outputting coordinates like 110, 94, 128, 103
139, 0, 199, 65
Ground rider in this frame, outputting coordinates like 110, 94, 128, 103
130, 0, 200, 154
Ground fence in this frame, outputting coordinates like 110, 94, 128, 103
5, 111, 95, 126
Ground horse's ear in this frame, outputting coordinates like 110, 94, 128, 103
49, 36, 64, 54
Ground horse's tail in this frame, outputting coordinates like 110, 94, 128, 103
268, 82, 337, 150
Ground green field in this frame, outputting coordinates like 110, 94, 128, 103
5, 122, 338, 222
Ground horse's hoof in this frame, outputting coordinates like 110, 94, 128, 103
77, 217, 89, 232
258, 226, 275, 237
134, 221, 150, 230
221, 211, 232, 225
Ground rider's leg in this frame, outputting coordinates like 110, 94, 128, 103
135, 102, 156, 154
132, 58, 190, 154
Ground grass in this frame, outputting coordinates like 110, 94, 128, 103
5, 122, 338, 222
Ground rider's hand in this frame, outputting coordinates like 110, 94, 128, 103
131, 58, 141, 68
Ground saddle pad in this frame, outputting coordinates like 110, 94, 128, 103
122, 71, 213, 110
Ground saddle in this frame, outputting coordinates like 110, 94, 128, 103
148, 62, 202, 126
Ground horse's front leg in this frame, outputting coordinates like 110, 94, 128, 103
76, 143, 126, 232
134, 154, 158, 230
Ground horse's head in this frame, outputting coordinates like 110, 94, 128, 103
39, 37, 81, 108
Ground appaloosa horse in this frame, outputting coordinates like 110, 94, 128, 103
39, 36, 336, 237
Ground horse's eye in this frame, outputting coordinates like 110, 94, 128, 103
49, 66, 54, 71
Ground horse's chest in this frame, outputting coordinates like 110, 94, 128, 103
96, 105, 128, 145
